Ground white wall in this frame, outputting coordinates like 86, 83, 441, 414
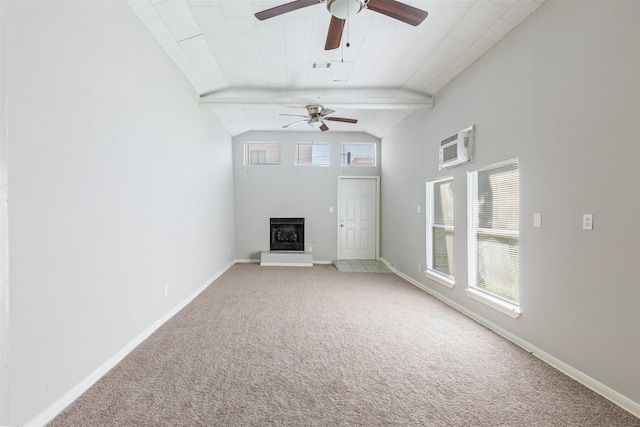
233, 131, 379, 262
3, 1, 235, 425
0, 0, 9, 422
381, 0, 640, 411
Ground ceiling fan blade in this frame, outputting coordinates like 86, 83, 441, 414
320, 123, 330, 132
319, 108, 335, 117
325, 116, 358, 124
255, 0, 319, 20
325, 16, 345, 50
366, 0, 428, 26
279, 114, 310, 118
283, 120, 309, 128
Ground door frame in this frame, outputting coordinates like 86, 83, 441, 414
336, 176, 380, 260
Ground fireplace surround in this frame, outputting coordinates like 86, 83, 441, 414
270, 218, 304, 251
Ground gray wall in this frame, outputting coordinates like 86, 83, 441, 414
233, 131, 380, 262
3, 2, 235, 425
0, 1, 8, 422
381, 0, 640, 408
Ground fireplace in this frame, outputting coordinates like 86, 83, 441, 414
270, 218, 304, 251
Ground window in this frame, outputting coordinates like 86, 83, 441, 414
340, 143, 376, 166
467, 159, 520, 316
295, 143, 331, 166
244, 142, 280, 165
426, 177, 455, 287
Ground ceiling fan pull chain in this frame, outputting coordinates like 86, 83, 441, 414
346, 5, 350, 48
342, 1, 351, 48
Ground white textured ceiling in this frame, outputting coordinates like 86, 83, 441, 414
126, 0, 545, 137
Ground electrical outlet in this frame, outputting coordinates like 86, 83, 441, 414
417, 205, 422, 214
418, 264, 421, 272
583, 214, 593, 230
164, 284, 169, 297
308, 246, 313, 252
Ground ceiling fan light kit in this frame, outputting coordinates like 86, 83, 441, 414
308, 119, 323, 129
326, 0, 364, 19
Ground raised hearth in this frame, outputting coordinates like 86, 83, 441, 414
260, 251, 313, 267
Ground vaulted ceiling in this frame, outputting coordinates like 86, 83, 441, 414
126, 0, 545, 137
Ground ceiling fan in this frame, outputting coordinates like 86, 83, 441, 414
281, 105, 357, 131
255, 0, 428, 50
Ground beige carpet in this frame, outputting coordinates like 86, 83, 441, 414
49, 263, 640, 426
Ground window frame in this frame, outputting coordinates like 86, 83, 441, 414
425, 176, 455, 288
294, 142, 331, 167
340, 143, 377, 167
244, 142, 281, 165
467, 158, 521, 318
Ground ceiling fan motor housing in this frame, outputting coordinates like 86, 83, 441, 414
307, 105, 324, 116
326, 0, 364, 19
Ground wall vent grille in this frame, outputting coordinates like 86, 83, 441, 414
440, 133, 459, 146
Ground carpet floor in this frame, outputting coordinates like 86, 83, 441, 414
49, 263, 640, 426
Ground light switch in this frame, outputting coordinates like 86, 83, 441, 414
533, 213, 541, 228
329, 207, 334, 213
583, 214, 593, 230
417, 205, 422, 214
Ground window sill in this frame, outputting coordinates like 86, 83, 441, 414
425, 271, 455, 289
466, 288, 521, 319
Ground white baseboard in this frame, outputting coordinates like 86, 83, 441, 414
25, 261, 236, 427
235, 258, 334, 265
379, 258, 640, 419
235, 258, 259, 264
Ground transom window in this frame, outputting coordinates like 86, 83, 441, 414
340, 143, 376, 166
244, 142, 280, 165
295, 143, 331, 166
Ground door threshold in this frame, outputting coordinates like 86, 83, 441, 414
334, 259, 391, 273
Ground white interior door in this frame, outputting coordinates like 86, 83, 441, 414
338, 177, 378, 260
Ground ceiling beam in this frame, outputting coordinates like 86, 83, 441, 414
199, 97, 433, 109
199, 89, 434, 110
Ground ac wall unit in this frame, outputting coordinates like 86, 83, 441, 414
439, 125, 475, 170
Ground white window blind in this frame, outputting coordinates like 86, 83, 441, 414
468, 159, 519, 305
426, 178, 454, 281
